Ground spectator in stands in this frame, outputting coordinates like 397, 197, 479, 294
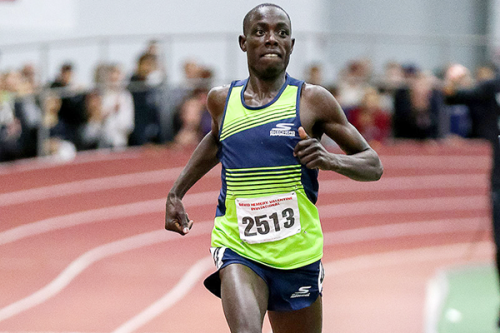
183, 59, 202, 90
49, 62, 87, 149
144, 39, 166, 86
441, 64, 474, 139
305, 63, 323, 86
82, 64, 134, 149
93, 63, 109, 91
375, 61, 405, 114
157, 58, 211, 144
337, 60, 371, 115
475, 64, 497, 82
0, 72, 22, 161
14, 69, 43, 158
172, 87, 208, 147
42, 91, 77, 160
128, 53, 162, 145
21, 63, 40, 92
80, 90, 103, 150
467, 64, 499, 139
348, 87, 391, 144
392, 69, 444, 140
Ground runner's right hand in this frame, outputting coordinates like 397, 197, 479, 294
165, 194, 193, 236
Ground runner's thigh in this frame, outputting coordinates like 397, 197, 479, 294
220, 264, 269, 333
268, 296, 322, 333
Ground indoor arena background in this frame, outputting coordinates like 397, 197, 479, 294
1, 0, 500, 332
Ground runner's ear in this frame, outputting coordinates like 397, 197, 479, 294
239, 35, 247, 52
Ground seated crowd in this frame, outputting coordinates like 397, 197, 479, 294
0, 48, 497, 163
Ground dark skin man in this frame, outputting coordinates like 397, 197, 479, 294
165, 4, 383, 333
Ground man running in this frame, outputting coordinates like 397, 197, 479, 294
165, 3, 383, 332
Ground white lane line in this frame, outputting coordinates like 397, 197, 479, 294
320, 195, 487, 218
322, 242, 493, 333
0, 149, 144, 175
424, 270, 449, 333
0, 191, 218, 246
110, 217, 489, 333
0, 200, 163, 246
0, 216, 488, 324
0, 169, 181, 207
325, 174, 487, 192
323, 217, 489, 245
0, 194, 487, 246
379, 155, 490, 170
323, 241, 493, 277
0, 153, 489, 177
0, 172, 486, 208
111, 257, 213, 333
0, 221, 214, 324
0, 194, 487, 247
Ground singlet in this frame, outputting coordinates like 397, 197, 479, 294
211, 74, 323, 269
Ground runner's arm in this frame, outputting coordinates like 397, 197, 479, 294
295, 84, 383, 181
165, 86, 227, 235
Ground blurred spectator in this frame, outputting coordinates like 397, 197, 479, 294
475, 64, 496, 82
128, 53, 162, 145
0, 72, 22, 161
172, 88, 208, 147
21, 63, 40, 92
14, 70, 43, 158
337, 60, 371, 114
348, 87, 391, 144
102, 64, 135, 147
305, 63, 323, 86
375, 61, 405, 114
440, 64, 474, 138
144, 39, 167, 86
41, 92, 77, 161
81, 64, 134, 149
183, 59, 202, 89
393, 70, 444, 140
93, 63, 109, 90
49, 62, 87, 148
80, 90, 103, 150
159, 58, 212, 143
442, 63, 497, 141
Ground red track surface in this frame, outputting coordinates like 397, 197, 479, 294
0, 141, 494, 333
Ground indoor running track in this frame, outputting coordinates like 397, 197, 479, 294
0, 141, 494, 333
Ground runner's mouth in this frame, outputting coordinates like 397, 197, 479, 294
261, 53, 281, 58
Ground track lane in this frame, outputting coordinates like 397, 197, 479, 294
0, 142, 494, 333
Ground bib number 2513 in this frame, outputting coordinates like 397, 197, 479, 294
235, 192, 301, 244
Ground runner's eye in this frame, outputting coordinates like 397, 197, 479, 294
278, 30, 289, 37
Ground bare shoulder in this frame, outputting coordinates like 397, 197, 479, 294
302, 83, 343, 116
301, 83, 333, 101
207, 84, 230, 120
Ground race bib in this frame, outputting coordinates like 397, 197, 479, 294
235, 192, 301, 244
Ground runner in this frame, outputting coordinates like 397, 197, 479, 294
165, 3, 383, 332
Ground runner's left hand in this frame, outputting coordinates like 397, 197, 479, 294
294, 126, 334, 170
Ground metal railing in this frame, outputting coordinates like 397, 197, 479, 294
0, 31, 496, 161
0, 31, 495, 86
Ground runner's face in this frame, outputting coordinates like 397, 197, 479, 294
240, 7, 294, 79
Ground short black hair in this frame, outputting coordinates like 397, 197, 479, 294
138, 52, 156, 64
61, 63, 73, 72
242, 3, 291, 35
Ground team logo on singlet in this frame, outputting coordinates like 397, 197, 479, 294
270, 123, 295, 137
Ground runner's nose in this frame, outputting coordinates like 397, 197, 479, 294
265, 32, 278, 46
